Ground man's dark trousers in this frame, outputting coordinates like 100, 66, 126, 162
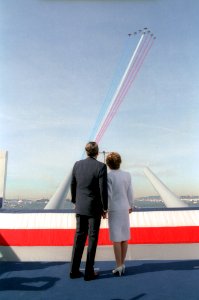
70, 214, 101, 276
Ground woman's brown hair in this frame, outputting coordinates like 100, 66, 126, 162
106, 152, 121, 170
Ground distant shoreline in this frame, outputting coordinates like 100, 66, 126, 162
2, 196, 199, 210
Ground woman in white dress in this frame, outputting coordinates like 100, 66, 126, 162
106, 152, 134, 276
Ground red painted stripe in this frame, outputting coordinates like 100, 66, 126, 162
0, 229, 74, 246
129, 227, 199, 244
0, 227, 199, 246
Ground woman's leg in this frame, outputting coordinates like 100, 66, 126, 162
113, 242, 122, 267
121, 241, 128, 265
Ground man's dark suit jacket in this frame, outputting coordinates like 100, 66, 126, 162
71, 157, 108, 216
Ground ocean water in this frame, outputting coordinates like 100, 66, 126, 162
2, 197, 199, 210
3, 199, 74, 210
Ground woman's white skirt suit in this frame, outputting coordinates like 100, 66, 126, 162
108, 169, 134, 242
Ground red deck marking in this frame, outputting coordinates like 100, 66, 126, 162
1, 227, 199, 246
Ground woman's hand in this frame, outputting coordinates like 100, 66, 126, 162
102, 211, 107, 219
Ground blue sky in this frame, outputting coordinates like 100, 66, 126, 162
0, 0, 199, 199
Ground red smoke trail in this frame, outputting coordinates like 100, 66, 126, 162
96, 34, 151, 143
96, 34, 154, 143
96, 37, 154, 143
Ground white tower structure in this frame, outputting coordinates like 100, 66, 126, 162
45, 172, 72, 209
0, 150, 8, 208
144, 167, 187, 208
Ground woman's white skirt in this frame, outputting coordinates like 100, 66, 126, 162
108, 210, 130, 242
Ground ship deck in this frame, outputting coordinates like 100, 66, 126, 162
1, 259, 199, 300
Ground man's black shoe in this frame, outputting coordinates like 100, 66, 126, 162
70, 271, 83, 279
84, 272, 99, 281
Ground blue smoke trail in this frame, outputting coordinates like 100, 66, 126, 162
88, 35, 138, 141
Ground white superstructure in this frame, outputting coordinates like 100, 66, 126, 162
0, 150, 8, 208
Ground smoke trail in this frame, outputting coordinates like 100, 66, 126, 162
95, 34, 150, 142
92, 32, 145, 143
95, 33, 155, 142
88, 36, 137, 141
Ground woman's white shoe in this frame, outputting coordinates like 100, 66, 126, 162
112, 265, 123, 276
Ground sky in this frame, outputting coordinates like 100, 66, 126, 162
0, 0, 199, 200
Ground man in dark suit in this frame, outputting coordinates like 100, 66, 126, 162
69, 141, 108, 281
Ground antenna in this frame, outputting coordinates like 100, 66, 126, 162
99, 151, 110, 163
